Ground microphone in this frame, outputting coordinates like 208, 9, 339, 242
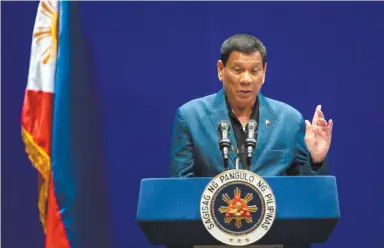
244, 119, 257, 169
218, 120, 232, 170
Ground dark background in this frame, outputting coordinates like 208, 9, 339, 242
2, 1, 384, 248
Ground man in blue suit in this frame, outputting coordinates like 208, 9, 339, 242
169, 34, 333, 178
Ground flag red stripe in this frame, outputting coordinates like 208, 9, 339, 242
21, 89, 70, 248
45, 176, 70, 248
21, 89, 53, 154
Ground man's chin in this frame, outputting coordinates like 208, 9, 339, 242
234, 98, 255, 110
237, 94, 255, 102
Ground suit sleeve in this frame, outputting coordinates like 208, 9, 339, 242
169, 108, 195, 178
288, 115, 328, 176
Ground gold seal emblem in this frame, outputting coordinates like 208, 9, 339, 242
200, 169, 276, 246
218, 187, 258, 228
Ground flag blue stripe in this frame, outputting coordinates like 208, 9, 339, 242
52, 1, 77, 246
51, 2, 114, 247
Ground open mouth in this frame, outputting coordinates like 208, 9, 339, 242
239, 90, 251, 94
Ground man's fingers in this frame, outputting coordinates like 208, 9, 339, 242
317, 109, 324, 119
313, 126, 327, 140
311, 105, 320, 124
315, 105, 325, 122
317, 118, 328, 128
305, 120, 312, 133
327, 119, 333, 136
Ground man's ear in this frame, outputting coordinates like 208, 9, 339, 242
262, 63, 267, 84
217, 60, 224, 81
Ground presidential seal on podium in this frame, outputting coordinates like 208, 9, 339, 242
200, 169, 276, 246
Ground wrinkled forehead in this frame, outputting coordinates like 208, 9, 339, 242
227, 51, 263, 67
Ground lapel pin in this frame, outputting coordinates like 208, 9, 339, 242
266, 120, 271, 126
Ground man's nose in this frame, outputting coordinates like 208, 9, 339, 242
240, 72, 252, 84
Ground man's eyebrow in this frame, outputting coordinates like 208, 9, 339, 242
232, 61, 262, 66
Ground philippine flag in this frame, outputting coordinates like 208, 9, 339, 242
21, 1, 112, 247
21, 0, 70, 247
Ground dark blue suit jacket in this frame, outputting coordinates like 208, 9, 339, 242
169, 88, 327, 177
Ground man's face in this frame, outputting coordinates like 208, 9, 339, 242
217, 51, 266, 110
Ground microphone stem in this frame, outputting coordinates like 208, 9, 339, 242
223, 157, 228, 171
246, 155, 252, 171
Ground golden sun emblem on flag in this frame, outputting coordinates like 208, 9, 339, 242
218, 187, 258, 228
33, 0, 59, 64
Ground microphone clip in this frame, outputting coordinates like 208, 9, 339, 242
244, 119, 258, 169
218, 120, 232, 170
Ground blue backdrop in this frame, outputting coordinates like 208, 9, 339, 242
2, 1, 384, 248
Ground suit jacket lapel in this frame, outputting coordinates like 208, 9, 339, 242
208, 89, 278, 171
208, 89, 237, 168
252, 93, 278, 170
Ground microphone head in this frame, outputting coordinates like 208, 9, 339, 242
245, 119, 257, 141
246, 119, 257, 130
218, 120, 231, 141
218, 120, 231, 133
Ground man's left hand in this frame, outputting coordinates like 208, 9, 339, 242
304, 105, 333, 163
